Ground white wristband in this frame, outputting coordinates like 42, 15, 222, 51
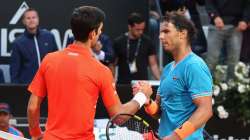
132, 92, 147, 108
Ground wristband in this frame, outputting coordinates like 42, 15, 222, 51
174, 121, 196, 139
144, 100, 159, 115
29, 126, 42, 137
132, 92, 147, 108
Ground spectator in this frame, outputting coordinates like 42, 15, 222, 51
240, 24, 250, 64
10, 8, 58, 84
160, 0, 207, 57
205, 0, 250, 80
0, 69, 4, 83
112, 12, 161, 84
67, 33, 115, 67
0, 103, 24, 137
148, 0, 162, 53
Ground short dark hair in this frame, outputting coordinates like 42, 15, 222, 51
161, 13, 196, 44
71, 6, 105, 42
128, 12, 145, 26
22, 8, 39, 19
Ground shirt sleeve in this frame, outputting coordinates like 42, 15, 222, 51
27, 55, 49, 97
10, 42, 21, 83
100, 67, 120, 108
185, 63, 213, 99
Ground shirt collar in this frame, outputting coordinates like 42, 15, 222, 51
65, 44, 94, 58
24, 28, 41, 38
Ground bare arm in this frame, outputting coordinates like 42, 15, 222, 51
187, 96, 213, 128
110, 58, 118, 78
164, 96, 213, 140
150, 94, 161, 119
148, 55, 161, 80
27, 94, 44, 140
106, 82, 153, 122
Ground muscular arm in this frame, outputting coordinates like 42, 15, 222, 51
105, 82, 153, 123
163, 96, 213, 140
149, 94, 161, 119
149, 55, 161, 80
107, 98, 140, 117
27, 94, 44, 139
187, 96, 213, 129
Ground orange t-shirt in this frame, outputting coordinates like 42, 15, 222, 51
28, 44, 119, 140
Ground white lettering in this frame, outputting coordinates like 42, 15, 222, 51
9, 28, 24, 43
50, 29, 72, 50
1, 28, 9, 57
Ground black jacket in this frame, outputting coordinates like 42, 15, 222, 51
205, 0, 250, 25
10, 29, 58, 84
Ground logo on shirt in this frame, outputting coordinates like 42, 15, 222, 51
67, 52, 79, 56
173, 76, 178, 80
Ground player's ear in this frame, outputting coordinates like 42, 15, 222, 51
88, 30, 95, 40
178, 30, 187, 40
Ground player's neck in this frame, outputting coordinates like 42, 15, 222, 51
173, 44, 191, 65
73, 40, 92, 52
128, 32, 140, 40
27, 27, 38, 35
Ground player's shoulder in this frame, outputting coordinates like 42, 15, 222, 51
95, 60, 111, 72
187, 53, 207, 66
41, 50, 64, 64
114, 34, 126, 43
39, 28, 53, 36
44, 50, 61, 58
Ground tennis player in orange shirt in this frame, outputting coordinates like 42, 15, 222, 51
27, 6, 153, 140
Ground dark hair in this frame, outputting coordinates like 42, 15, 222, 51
128, 12, 145, 26
161, 13, 197, 44
71, 6, 105, 42
22, 8, 39, 19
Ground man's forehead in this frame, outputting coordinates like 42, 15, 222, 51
160, 21, 173, 27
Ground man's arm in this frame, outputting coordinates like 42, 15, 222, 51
105, 82, 153, 122
187, 96, 213, 128
110, 58, 118, 79
164, 96, 213, 140
144, 94, 161, 119
149, 55, 161, 80
10, 43, 21, 83
27, 94, 44, 140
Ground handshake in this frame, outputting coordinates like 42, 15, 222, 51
131, 81, 153, 107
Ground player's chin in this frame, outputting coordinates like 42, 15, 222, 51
162, 44, 171, 52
